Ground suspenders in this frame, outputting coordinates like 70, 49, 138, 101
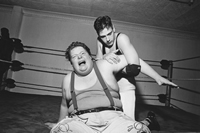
70, 62, 115, 111
70, 72, 78, 111
93, 62, 115, 107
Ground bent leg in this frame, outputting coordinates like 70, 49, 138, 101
105, 112, 150, 133
118, 78, 136, 120
50, 117, 95, 133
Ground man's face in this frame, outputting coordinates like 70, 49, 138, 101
98, 27, 115, 47
70, 46, 93, 76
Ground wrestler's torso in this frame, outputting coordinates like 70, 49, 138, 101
98, 32, 136, 91
64, 61, 122, 113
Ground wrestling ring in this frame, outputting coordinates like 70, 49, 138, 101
0, 42, 200, 133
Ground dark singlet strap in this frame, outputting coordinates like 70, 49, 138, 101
93, 62, 115, 107
115, 33, 121, 50
70, 72, 78, 111
103, 44, 106, 55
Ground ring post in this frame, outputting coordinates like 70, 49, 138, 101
165, 61, 173, 107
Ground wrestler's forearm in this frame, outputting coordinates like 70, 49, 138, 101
140, 58, 161, 81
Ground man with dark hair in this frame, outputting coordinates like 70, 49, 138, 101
0, 28, 14, 89
47, 41, 155, 133
94, 16, 177, 130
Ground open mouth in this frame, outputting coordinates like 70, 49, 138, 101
78, 60, 86, 66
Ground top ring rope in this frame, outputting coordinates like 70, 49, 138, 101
23, 45, 96, 57
24, 63, 72, 72
23, 45, 65, 52
172, 55, 200, 63
24, 50, 65, 57
23, 45, 161, 63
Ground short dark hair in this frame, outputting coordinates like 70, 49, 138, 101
94, 15, 113, 35
1, 27, 9, 38
65, 41, 91, 62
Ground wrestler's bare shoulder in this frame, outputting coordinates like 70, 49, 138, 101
96, 59, 113, 71
62, 72, 72, 87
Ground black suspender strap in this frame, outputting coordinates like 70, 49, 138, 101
70, 62, 115, 111
70, 72, 78, 111
93, 62, 115, 107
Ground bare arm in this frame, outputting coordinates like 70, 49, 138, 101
58, 91, 68, 122
58, 75, 70, 122
117, 34, 139, 65
96, 40, 103, 60
110, 53, 178, 87
45, 76, 69, 129
140, 58, 178, 87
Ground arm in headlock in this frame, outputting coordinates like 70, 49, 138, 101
125, 64, 141, 76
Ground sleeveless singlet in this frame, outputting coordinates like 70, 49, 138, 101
69, 62, 120, 112
100, 33, 136, 81
100, 33, 122, 55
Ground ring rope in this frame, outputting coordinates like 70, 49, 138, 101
16, 81, 61, 89
24, 50, 65, 57
23, 45, 65, 52
23, 45, 163, 62
169, 103, 189, 111
170, 97, 200, 107
23, 45, 96, 57
136, 76, 200, 81
168, 78, 200, 81
178, 86, 200, 94
24, 68, 67, 75
172, 55, 200, 62
24, 63, 72, 72
173, 66, 200, 72
137, 98, 158, 101
0, 59, 72, 72
5, 79, 200, 108
20, 45, 200, 64
146, 64, 161, 67
143, 60, 160, 63
136, 94, 157, 97
0, 59, 12, 64
16, 85, 61, 93
1, 58, 199, 81
1, 59, 199, 80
